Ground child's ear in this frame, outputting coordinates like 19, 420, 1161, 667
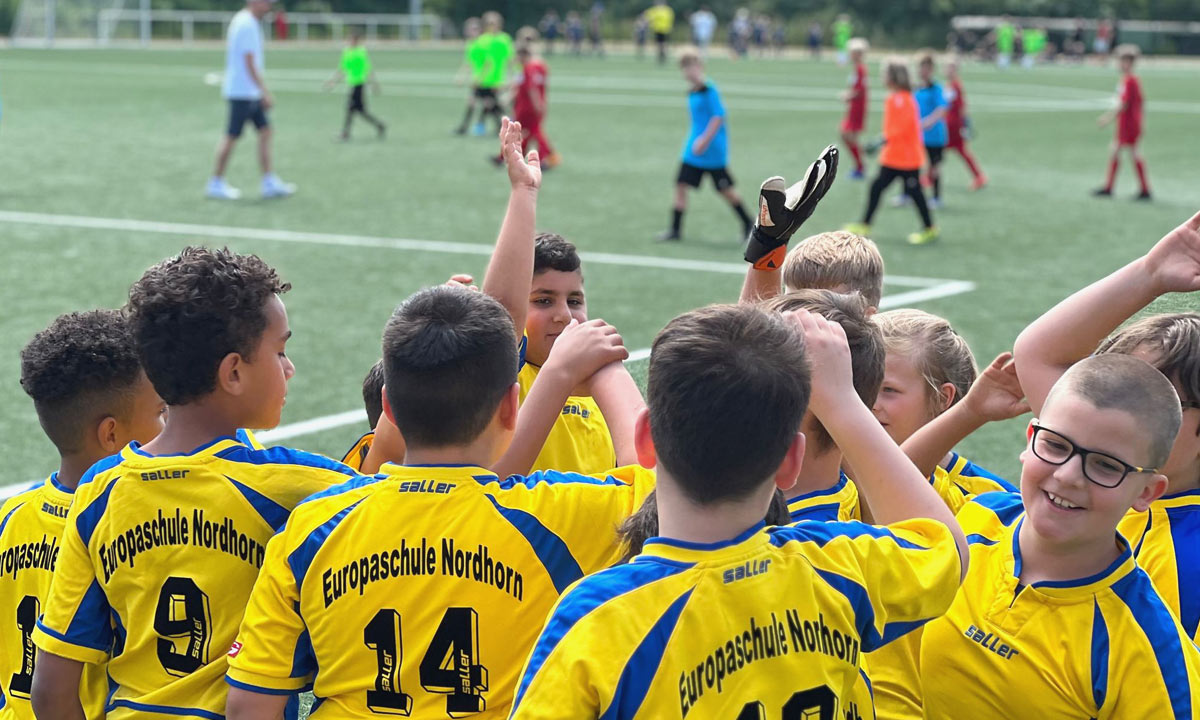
938, 383, 958, 413
633, 407, 656, 469
1132, 473, 1169, 512
217, 353, 245, 396
773, 431, 806, 492
381, 386, 397, 426
498, 383, 520, 432
96, 416, 121, 453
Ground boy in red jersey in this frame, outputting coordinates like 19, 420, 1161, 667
840, 38, 869, 180
492, 44, 562, 170
944, 59, 986, 191
1095, 44, 1150, 200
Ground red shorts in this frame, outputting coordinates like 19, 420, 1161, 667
841, 104, 865, 133
1117, 119, 1141, 146
514, 109, 543, 132
947, 125, 965, 150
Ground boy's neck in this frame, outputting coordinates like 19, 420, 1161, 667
785, 446, 843, 500
1166, 466, 1200, 495
403, 442, 496, 471
140, 404, 242, 456
1017, 524, 1123, 585
656, 471, 772, 545
56, 453, 104, 490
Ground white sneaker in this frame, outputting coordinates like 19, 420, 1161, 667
206, 177, 242, 200
261, 175, 297, 198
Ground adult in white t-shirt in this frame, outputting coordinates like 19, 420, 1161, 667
207, 0, 296, 200
689, 7, 716, 56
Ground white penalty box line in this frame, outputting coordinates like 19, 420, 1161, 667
0, 209, 975, 448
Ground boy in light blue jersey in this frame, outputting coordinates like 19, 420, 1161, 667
657, 50, 754, 243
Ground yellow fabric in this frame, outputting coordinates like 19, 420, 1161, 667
645, 4, 674, 33
0, 477, 107, 720
510, 517, 960, 719
920, 492, 1200, 719
227, 463, 656, 719
517, 363, 615, 476
1118, 490, 1200, 643
32, 437, 355, 720
340, 431, 374, 473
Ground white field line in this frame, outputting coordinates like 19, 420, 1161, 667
0, 210, 958, 287
0, 210, 973, 488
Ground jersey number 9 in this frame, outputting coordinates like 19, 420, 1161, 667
153, 577, 213, 677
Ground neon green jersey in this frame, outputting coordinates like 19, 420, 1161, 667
477, 31, 514, 89
996, 23, 1014, 52
341, 46, 371, 87
833, 20, 852, 49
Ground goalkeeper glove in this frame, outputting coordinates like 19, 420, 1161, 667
744, 144, 839, 270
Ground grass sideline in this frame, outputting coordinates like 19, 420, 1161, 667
2, 46, 1198, 497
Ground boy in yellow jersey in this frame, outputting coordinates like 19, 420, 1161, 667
510, 305, 968, 720
1014, 210, 1200, 642
223, 283, 653, 719
760, 291, 884, 523
341, 360, 385, 472
645, 0, 674, 64
1, 310, 166, 720
30, 248, 358, 720
919, 354, 1200, 718
324, 29, 385, 141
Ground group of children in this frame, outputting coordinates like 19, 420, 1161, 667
4, 101, 1198, 720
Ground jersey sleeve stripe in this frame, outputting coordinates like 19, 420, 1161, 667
299, 473, 389, 506
968, 491, 1024, 526
812, 567, 928, 653
286, 497, 368, 591
77, 452, 124, 488
33, 618, 111, 664
959, 461, 1018, 492
1165, 506, 1200, 639
62, 579, 114, 651
1091, 600, 1110, 710
599, 587, 695, 720
290, 628, 316, 679
108, 698, 226, 719
511, 560, 694, 713
0, 501, 24, 536
225, 676, 299, 696
488, 471, 629, 490
225, 475, 291, 532
1111, 570, 1194, 718
769, 521, 929, 551
75, 477, 119, 546
215, 445, 357, 475
966, 534, 998, 546
483, 494, 584, 593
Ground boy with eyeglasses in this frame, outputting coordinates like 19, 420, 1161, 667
918, 353, 1200, 718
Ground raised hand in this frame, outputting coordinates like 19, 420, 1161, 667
963, 352, 1030, 422
744, 145, 839, 270
1143, 210, 1200, 296
499, 117, 542, 191
542, 319, 628, 390
782, 309, 854, 420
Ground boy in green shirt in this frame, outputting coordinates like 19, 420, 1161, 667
324, 29, 385, 140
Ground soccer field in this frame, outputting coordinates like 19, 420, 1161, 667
1, 45, 1198, 493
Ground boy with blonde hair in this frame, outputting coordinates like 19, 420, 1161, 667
782, 230, 884, 311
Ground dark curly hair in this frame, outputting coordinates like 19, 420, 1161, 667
20, 309, 145, 453
533, 232, 582, 275
127, 247, 291, 405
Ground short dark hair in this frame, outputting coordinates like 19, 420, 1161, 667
127, 247, 290, 406
20, 310, 145, 454
381, 286, 518, 447
362, 360, 385, 430
762, 290, 885, 453
648, 304, 811, 505
1048, 354, 1181, 468
533, 232, 582, 275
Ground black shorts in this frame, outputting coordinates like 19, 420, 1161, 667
677, 162, 734, 191
349, 84, 366, 112
655, 31, 669, 44
474, 87, 498, 101
227, 99, 269, 138
926, 145, 945, 165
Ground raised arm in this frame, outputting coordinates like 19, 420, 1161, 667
482, 118, 542, 345
1013, 211, 1200, 413
788, 309, 968, 578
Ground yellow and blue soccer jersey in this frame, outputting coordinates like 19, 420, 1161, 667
920, 491, 1200, 719
929, 453, 1017, 515
517, 362, 615, 476
0, 476, 106, 720
1119, 488, 1200, 643
786, 472, 861, 523
32, 436, 356, 720
510, 517, 961, 720
341, 431, 374, 473
226, 463, 656, 718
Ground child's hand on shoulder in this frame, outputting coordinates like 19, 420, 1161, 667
543, 319, 628, 389
1142, 210, 1200, 296
963, 352, 1030, 423
783, 309, 854, 419
499, 117, 541, 191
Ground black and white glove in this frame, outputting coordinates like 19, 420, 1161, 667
744, 144, 839, 270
